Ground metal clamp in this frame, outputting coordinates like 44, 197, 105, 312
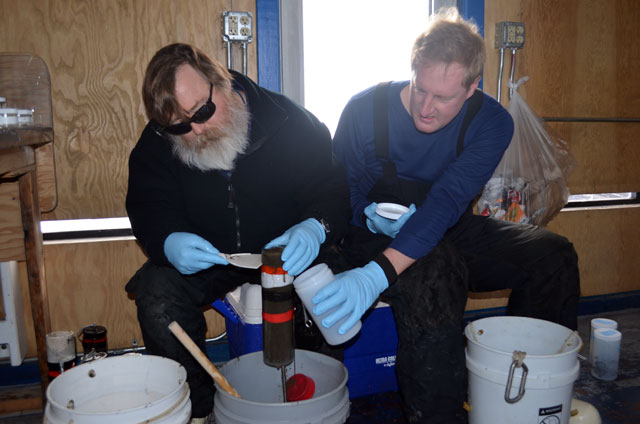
504, 350, 528, 403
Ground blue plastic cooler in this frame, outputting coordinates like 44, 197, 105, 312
213, 283, 399, 398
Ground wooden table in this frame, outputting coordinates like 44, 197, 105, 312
0, 127, 54, 401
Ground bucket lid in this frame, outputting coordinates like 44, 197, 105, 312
286, 373, 315, 401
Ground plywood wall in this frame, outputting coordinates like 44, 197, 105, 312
469, 0, 640, 310
0, 0, 257, 221
484, 0, 639, 194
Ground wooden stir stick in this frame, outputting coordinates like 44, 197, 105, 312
168, 321, 241, 398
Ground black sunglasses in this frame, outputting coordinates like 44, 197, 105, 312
163, 83, 216, 135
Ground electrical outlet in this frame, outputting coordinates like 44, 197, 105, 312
495, 21, 525, 49
222, 11, 253, 43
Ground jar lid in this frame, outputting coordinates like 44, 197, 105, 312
81, 324, 107, 337
594, 328, 621, 341
0, 108, 17, 114
17, 109, 33, 115
591, 318, 617, 329
286, 373, 315, 401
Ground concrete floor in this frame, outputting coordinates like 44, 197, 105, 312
1, 308, 638, 424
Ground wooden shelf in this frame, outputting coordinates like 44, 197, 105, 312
0, 127, 54, 149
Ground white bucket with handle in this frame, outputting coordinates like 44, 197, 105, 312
465, 316, 582, 424
44, 354, 191, 423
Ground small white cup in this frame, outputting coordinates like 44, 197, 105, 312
591, 328, 621, 381
293, 263, 362, 345
589, 318, 617, 365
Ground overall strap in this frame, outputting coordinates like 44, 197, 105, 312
456, 89, 484, 156
373, 82, 396, 176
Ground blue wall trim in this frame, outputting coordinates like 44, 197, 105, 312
458, 0, 485, 89
256, 0, 281, 92
458, 0, 484, 37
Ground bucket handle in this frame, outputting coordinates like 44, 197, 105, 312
504, 350, 528, 404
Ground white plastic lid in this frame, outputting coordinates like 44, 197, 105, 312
0, 108, 17, 114
594, 327, 621, 341
591, 318, 618, 329
17, 109, 33, 115
226, 282, 262, 324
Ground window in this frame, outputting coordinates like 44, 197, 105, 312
301, 0, 432, 135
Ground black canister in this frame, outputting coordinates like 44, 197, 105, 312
80, 324, 108, 355
261, 246, 294, 368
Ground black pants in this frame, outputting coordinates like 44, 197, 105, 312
125, 262, 260, 417
125, 246, 347, 418
341, 214, 580, 424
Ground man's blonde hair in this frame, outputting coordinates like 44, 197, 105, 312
411, 7, 485, 88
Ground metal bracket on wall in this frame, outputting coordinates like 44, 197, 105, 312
495, 21, 525, 102
222, 11, 253, 75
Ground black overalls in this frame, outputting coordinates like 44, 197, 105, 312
338, 83, 581, 424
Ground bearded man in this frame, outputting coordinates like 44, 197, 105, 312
125, 43, 350, 423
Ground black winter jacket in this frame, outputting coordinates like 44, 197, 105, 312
126, 71, 350, 266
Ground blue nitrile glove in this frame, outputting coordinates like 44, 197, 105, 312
364, 202, 416, 238
264, 218, 326, 276
312, 261, 388, 334
163, 232, 228, 275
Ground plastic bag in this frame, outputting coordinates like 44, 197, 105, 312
477, 77, 575, 226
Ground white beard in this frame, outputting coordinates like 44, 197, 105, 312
171, 90, 250, 171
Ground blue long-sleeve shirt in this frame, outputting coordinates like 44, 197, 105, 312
333, 81, 514, 259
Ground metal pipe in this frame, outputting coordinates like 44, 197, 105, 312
509, 48, 517, 99
242, 42, 248, 75
225, 40, 232, 70
497, 48, 505, 103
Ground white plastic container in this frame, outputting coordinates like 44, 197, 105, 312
590, 328, 621, 381
589, 318, 617, 365
44, 354, 191, 424
46, 331, 76, 364
293, 263, 362, 345
465, 316, 582, 424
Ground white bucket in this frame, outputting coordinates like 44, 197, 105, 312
44, 354, 191, 424
465, 316, 582, 424
214, 349, 350, 423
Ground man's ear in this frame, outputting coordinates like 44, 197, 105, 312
466, 76, 481, 99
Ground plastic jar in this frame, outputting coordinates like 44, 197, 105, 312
589, 318, 617, 365
293, 263, 362, 345
591, 328, 621, 381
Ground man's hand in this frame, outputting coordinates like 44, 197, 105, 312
264, 218, 326, 276
312, 261, 388, 334
364, 202, 416, 238
164, 232, 228, 274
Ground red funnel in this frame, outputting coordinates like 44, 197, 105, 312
286, 373, 315, 402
